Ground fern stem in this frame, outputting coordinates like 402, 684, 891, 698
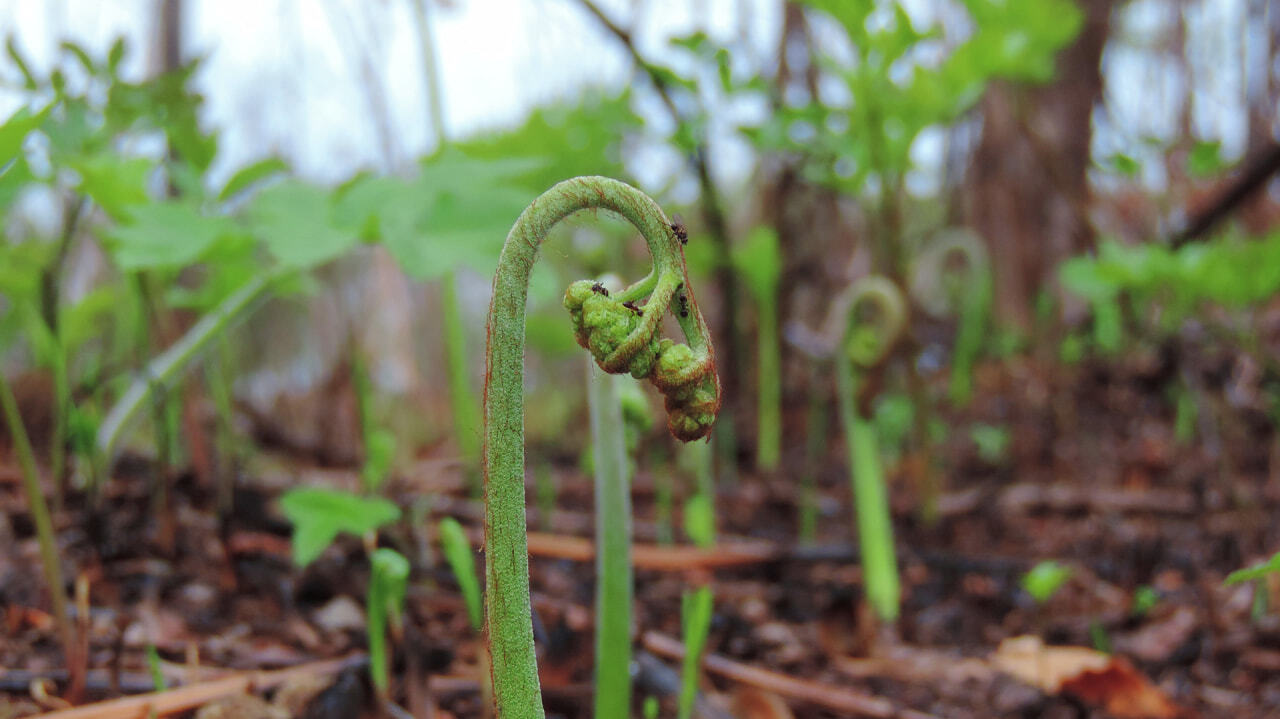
484, 176, 717, 718
587, 360, 632, 719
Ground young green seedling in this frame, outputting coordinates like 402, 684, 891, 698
678, 492, 715, 719
438, 516, 483, 632
1226, 551, 1280, 587
367, 547, 410, 699
484, 176, 720, 718
1022, 560, 1073, 604
836, 276, 906, 623
908, 230, 992, 406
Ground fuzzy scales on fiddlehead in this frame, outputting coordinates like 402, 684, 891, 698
564, 281, 719, 441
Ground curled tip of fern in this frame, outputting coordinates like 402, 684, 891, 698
564, 279, 720, 442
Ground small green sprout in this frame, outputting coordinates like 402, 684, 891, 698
678, 585, 714, 719
145, 644, 167, 691
1225, 551, 1280, 586
1131, 585, 1159, 617
684, 492, 716, 549
970, 423, 1010, 464
368, 548, 410, 696
1022, 560, 1073, 604
361, 428, 397, 493
439, 517, 483, 633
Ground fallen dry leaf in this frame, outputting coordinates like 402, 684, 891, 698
730, 686, 795, 719
993, 635, 1181, 719
194, 694, 289, 719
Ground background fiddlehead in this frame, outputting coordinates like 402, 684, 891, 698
837, 275, 907, 623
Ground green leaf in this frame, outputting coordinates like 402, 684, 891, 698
800, 0, 874, 45
59, 41, 95, 75
970, 423, 1010, 463
5, 35, 38, 89
0, 152, 33, 211
73, 153, 151, 221
1225, 551, 1280, 586
59, 284, 120, 355
107, 37, 126, 76
218, 156, 289, 201
1021, 560, 1072, 603
0, 103, 53, 169
279, 487, 401, 567
1106, 153, 1141, 178
248, 180, 358, 269
1187, 139, 1227, 179
108, 202, 236, 270
451, 90, 637, 192
438, 517, 483, 632
335, 151, 540, 280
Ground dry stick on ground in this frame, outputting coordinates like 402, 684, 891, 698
28, 655, 363, 719
1171, 141, 1280, 248
641, 632, 940, 719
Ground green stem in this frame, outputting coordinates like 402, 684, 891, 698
96, 273, 274, 468
206, 339, 237, 517
838, 276, 905, 623
49, 337, 68, 513
443, 270, 482, 490
484, 177, 718, 718
0, 371, 74, 663
677, 584, 713, 719
756, 296, 780, 471
587, 361, 632, 719
836, 359, 899, 622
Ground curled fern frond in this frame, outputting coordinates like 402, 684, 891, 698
844, 275, 907, 369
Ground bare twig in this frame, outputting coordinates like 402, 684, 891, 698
1171, 141, 1280, 247
30, 655, 364, 719
642, 632, 938, 719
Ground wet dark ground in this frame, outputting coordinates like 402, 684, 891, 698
3, 347, 1280, 718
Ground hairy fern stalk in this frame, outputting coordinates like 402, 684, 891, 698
483, 176, 720, 718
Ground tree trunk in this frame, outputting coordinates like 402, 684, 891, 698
964, 0, 1114, 331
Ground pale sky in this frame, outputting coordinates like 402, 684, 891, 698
0, 0, 1260, 197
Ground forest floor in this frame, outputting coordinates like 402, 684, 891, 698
2, 347, 1280, 719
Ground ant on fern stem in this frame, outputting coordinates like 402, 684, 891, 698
670, 214, 688, 245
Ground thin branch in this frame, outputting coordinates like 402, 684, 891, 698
1170, 141, 1280, 247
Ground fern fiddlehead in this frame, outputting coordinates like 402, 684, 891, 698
484, 176, 720, 718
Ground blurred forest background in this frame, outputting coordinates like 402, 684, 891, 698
2, 0, 1280, 717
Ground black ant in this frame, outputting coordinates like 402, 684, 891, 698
591, 281, 609, 297
670, 214, 688, 245
676, 293, 689, 318
622, 300, 643, 317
